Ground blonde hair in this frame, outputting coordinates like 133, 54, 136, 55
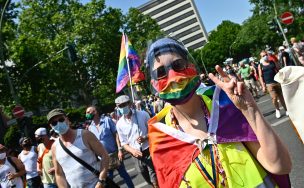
290, 37, 297, 43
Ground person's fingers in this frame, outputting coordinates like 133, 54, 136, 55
232, 79, 238, 95
215, 65, 230, 82
237, 81, 244, 95
208, 73, 224, 88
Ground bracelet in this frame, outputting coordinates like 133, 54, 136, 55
118, 146, 123, 150
98, 179, 106, 186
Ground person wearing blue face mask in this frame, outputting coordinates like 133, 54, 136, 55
47, 108, 109, 188
115, 95, 159, 188
86, 106, 134, 188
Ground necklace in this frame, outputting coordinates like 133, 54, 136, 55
170, 99, 228, 187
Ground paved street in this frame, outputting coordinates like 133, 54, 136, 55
113, 93, 304, 188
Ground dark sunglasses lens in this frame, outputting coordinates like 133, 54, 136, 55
172, 59, 187, 71
156, 66, 167, 80
51, 117, 65, 126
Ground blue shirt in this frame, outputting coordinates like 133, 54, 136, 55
88, 116, 117, 154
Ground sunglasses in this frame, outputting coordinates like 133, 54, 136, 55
50, 117, 65, 126
117, 102, 130, 108
152, 59, 188, 80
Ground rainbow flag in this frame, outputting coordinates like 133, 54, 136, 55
116, 33, 144, 93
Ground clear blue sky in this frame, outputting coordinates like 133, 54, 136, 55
82, 0, 254, 32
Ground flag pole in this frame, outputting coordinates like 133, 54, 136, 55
124, 33, 136, 103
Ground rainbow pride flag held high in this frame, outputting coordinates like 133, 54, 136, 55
116, 33, 145, 93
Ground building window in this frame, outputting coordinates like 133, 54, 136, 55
165, 18, 197, 34
147, 0, 186, 17
155, 3, 192, 22
159, 10, 194, 29
174, 25, 200, 39
182, 33, 204, 44
188, 40, 207, 50
138, 0, 166, 12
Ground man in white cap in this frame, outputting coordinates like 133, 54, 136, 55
115, 95, 158, 188
48, 108, 109, 188
35, 127, 57, 188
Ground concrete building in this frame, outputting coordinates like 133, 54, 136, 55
138, 0, 208, 50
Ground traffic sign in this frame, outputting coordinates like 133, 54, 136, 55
280, 12, 294, 25
12, 105, 25, 119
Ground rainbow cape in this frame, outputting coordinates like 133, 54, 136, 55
148, 85, 290, 187
116, 33, 145, 93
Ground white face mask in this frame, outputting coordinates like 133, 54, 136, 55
0, 152, 6, 160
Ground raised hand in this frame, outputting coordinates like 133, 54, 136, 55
208, 65, 257, 111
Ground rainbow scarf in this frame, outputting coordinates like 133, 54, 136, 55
148, 85, 290, 187
116, 33, 144, 93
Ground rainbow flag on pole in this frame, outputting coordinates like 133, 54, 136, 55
116, 33, 144, 93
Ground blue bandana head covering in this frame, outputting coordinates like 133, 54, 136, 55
146, 38, 188, 70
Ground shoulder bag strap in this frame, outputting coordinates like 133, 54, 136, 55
58, 138, 100, 177
58, 139, 120, 188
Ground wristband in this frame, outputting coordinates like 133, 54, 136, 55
118, 146, 123, 151
98, 179, 106, 186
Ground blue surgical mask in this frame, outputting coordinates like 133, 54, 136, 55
53, 122, 69, 135
263, 56, 268, 62
119, 106, 130, 115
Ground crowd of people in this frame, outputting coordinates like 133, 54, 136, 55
1, 36, 302, 188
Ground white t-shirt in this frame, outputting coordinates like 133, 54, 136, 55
116, 110, 150, 151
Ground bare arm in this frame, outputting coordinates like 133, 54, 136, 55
36, 144, 42, 174
51, 144, 69, 188
258, 65, 266, 91
242, 106, 292, 174
116, 133, 123, 161
122, 144, 142, 158
83, 130, 109, 181
7, 157, 26, 180
283, 56, 287, 67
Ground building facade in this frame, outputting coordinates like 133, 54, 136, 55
138, 0, 208, 50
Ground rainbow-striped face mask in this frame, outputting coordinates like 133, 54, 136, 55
151, 62, 200, 104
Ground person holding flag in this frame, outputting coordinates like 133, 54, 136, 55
115, 95, 158, 188
146, 38, 291, 187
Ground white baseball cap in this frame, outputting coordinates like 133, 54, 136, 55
279, 46, 285, 51
35, 127, 47, 136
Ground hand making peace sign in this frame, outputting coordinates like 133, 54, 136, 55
208, 65, 257, 111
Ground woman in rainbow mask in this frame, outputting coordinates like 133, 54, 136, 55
146, 38, 292, 188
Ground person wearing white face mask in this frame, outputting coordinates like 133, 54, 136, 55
0, 144, 25, 188
258, 50, 288, 119
48, 108, 110, 188
115, 95, 159, 188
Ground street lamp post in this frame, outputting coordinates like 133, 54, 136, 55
0, 0, 19, 104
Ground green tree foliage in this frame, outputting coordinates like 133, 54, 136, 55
249, 0, 304, 39
123, 8, 163, 59
233, 14, 282, 58
195, 21, 241, 72
0, 0, 19, 106
2, 0, 162, 112
4, 124, 21, 149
